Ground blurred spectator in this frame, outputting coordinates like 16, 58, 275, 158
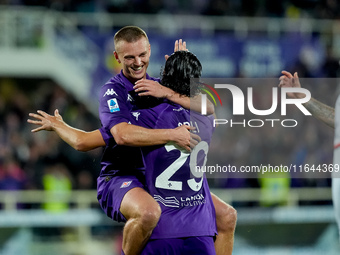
315, 0, 340, 19
105, 0, 130, 13
264, 0, 285, 17
76, 170, 94, 189
0, 77, 102, 192
0, 156, 27, 190
42, 163, 72, 212
258, 162, 291, 207
49, 0, 73, 12
290, 45, 323, 78
240, 0, 258, 16
202, 0, 229, 16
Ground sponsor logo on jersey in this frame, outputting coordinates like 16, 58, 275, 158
107, 98, 120, 112
132, 112, 140, 121
103, 88, 118, 97
180, 194, 206, 207
173, 107, 184, 112
153, 195, 179, 208
120, 180, 132, 188
127, 94, 134, 102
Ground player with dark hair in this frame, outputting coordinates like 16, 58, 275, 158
28, 26, 237, 255
161, 51, 202, 96
141, 50, 217, 253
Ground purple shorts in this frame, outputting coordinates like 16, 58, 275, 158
141, 236, 216, 255
97, 174, 145, 222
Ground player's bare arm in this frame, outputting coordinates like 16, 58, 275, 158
111, 122, 197, 151
28, 109, 105, 151
304, 98, 335, 128
279, 70, 335, 128
134, 79, 214, 114
28, 110, 201, 152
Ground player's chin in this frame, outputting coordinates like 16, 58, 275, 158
130, 68, 146, 79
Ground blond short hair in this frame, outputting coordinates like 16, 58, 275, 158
114, 26, 149, 51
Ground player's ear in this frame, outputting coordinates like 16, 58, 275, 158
149, 44, 151, 57
114, 51, 121, 63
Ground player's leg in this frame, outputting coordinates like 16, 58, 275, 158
120, 187, 161, 255
332, 177, 340, 240
211, 193, 237, 255
97, 175, 161, 255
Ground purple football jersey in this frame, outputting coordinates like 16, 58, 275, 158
98, 71, 161, 176
130, 103, 217, 239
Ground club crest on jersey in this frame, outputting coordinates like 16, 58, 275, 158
120, 180, 132, 188
107, 98, 120, 112
103, 88, 118, 97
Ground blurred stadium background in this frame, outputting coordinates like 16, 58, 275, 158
1, 0, 340, 254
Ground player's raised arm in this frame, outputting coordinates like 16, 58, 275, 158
279, 71, 335, 128
29, 110, 198, 152
28, 109, 105, 151
164, 39, 188, 60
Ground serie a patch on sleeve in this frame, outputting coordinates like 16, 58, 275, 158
107, 98, 120, 112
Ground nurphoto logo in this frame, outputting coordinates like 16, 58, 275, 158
199, 80, 311, 128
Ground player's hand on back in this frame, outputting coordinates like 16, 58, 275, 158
27, 109, 62, 132
165, 39, 188, 60
134, 79, 174, 98
172, 125, 197, 152
279, 71, 305, 99
190, 132, 201, 150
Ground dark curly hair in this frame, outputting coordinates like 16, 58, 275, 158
161, 51, 202, 97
